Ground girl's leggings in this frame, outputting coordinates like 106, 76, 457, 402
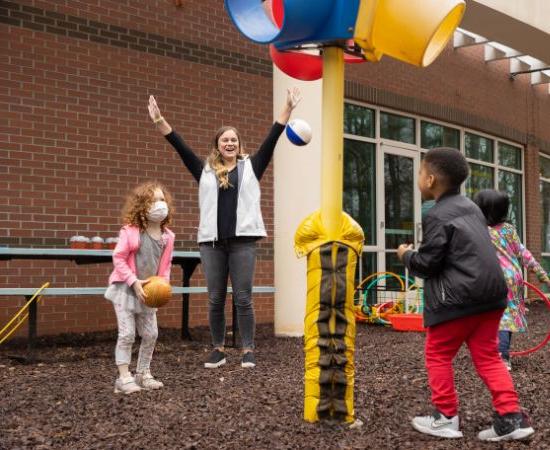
113, 303, 158, 373
498, 330, 513, 359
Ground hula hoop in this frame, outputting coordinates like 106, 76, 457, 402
510, 281, 550, 357
0, 282, 50, 345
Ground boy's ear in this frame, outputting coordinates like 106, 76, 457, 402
427, 173, 436, 189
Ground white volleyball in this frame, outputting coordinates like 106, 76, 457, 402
286, 119, 312, 146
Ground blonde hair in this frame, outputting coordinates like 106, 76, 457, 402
206, 126, 246, 189
121, 181, 174, 231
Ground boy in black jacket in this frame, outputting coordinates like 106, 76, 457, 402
397, 147, 534, 441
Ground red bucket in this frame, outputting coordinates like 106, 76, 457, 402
387, 313, 426, 332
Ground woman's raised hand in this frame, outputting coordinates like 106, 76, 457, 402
286, 86, 302, 111
148, 95, 163, 122
277, 87, 302, 125
148, 95, 173, 135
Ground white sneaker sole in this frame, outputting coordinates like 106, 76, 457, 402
114, 387, 141, 394
411, 420, 463, 439
241, 361, 256, 368
139, 383, 164, 390
481, 427, 534, 441
204, 358, 226, 368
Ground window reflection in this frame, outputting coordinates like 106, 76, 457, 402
498, 171, 522, 236
381, 112, 415, 144
384, 154, 414, 249
344, 104, 375, 138
421, 121, 459, 149
344, 139, 376, 245
466, 163, 494, 199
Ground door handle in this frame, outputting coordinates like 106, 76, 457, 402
416, 222, 422, 245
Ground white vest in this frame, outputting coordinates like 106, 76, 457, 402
197, 157, 267, 243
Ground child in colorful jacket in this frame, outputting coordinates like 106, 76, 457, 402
474, 189, 550, 370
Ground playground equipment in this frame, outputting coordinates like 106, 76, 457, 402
510, 281, 550, 357
354, 272, 423, 329
225, 0, 465, 424
0, 282, 50, 345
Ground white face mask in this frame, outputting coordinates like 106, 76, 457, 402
147, 201, 168, 223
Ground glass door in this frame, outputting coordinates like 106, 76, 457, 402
377, 145, 421, 288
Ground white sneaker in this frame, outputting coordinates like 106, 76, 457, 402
114, 374, 141, 394
411, 411, 463, 438
135, 371, 164, 390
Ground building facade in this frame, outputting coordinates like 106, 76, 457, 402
1, 0, 549, 337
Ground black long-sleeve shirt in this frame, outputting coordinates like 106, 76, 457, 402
165, 122, 285, 239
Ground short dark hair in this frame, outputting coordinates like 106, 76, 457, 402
473, 189, 509, 226
423, 147, 469, 190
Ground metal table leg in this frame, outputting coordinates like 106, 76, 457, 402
180, 260, 200, 340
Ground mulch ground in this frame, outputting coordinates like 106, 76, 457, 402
1, 302, 549, 450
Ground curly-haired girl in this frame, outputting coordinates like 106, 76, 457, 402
104, 181, 175, 394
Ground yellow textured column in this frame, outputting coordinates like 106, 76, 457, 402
320, 47, 345, 240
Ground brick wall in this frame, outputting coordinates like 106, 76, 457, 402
1, 0, 275, 337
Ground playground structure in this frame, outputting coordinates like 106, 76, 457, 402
353, 272, 423, 328
225, 0, 466, 424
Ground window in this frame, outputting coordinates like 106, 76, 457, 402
421, 121, 459, 149
465, 132, 493, 162
499, 143, 522, 170
466, 162, 494, 199
343, 139, 376, 245
380, 112, 415, 144
342, 102, 526, 289
498, 143, 523, 236
464, 132, 494, 199
344, 104, 374, 138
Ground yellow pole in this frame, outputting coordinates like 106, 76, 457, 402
320, 46, 345, 240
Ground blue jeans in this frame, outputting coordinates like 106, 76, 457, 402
199, 237, 257, 350
498, 330, 512, 359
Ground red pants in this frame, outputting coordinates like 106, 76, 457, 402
425, 309, 519, 417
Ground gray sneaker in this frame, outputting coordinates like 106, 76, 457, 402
411, 410, 463, 438
241, 351, 256, 368
204, 349, 226, 368
478, 411, 534, 441
114, 374, 141, 394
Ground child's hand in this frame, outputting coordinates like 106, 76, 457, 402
397, 243, 414, 261
132, 279, 149, 303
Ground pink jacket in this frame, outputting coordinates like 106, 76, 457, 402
108, 225, 175, 287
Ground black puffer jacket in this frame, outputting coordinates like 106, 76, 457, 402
403, 192, 507, 327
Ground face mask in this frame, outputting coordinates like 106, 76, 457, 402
147, 201, 168, 223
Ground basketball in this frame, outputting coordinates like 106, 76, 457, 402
286, 119, 312, 146
143, 276, 172, 308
